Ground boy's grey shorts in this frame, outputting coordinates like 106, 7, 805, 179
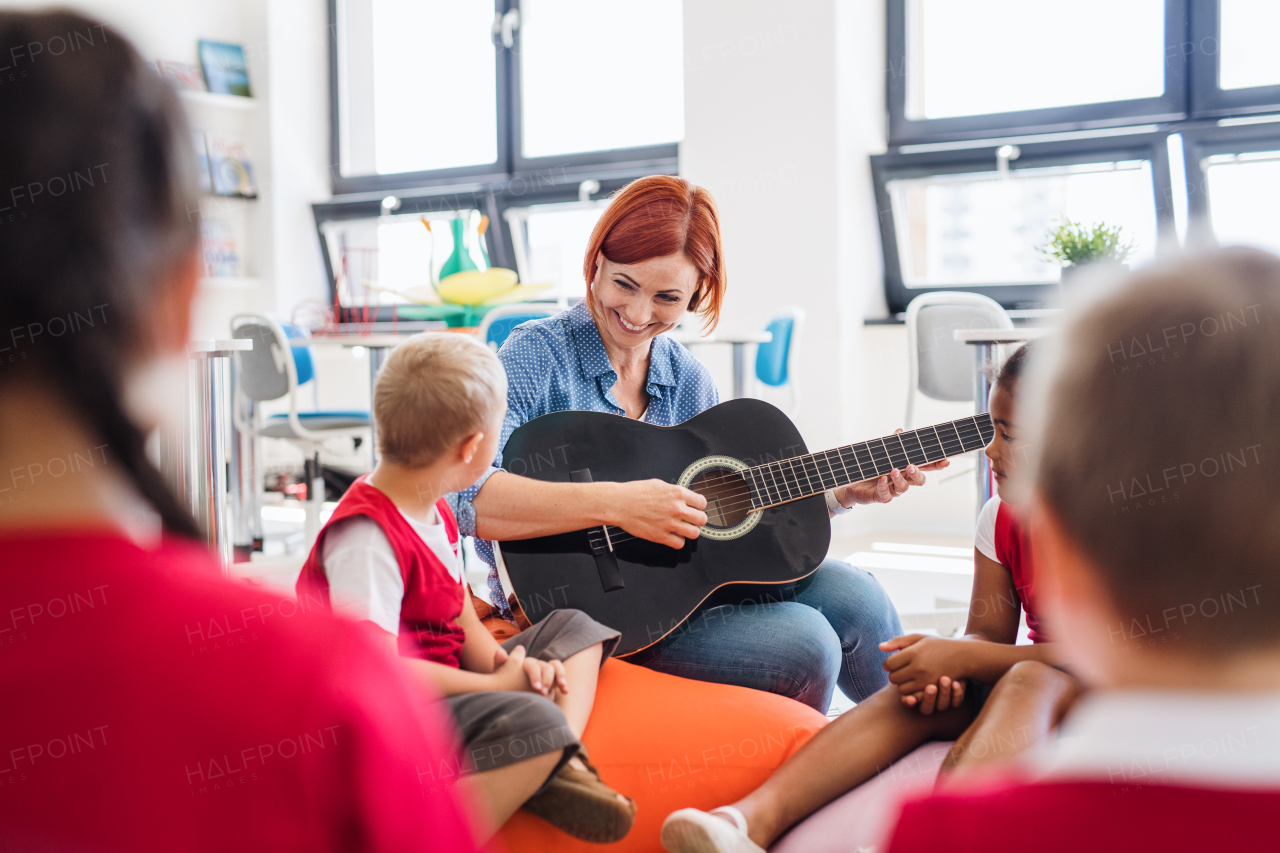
445, 609, 620, 784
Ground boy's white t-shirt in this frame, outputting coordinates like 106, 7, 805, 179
321, 508, 463, 637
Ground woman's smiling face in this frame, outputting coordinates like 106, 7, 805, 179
590, 252, 699, 352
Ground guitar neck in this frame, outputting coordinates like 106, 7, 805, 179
743, 413, 994, 510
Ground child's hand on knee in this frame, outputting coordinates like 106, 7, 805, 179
491, 645, 558, 697
880, 635, 970, 712
902, 676, 966, 715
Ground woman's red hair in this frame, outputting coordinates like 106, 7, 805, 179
582, 175, 726, 331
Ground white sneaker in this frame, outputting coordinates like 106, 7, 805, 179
661, 806, 765, 853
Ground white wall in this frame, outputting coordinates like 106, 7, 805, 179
682, 0, 976, 537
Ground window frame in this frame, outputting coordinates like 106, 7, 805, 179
1180, 121, 1280, 249
1188, 0, 1280, 119
871, 131, 1178, 314
327, 0, 678, 197
885, 0, 1189, 147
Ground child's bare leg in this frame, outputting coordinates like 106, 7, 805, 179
939, 660, 1080, 781
728, 684, 971, 848
549, 642, 628, 807
461, 749, 563, 839
553, 641, 603, 739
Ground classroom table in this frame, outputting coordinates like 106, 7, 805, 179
954, 328, 1050, 510
667, 329, 773, 399
160, 338, 253, 571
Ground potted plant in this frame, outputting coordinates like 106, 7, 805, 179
1040, 219, 1135, 284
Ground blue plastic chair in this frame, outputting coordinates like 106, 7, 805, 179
753, 307, 805, 413
477, 303, 557, 351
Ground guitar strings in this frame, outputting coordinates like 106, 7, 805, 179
592, 463, 930, 548
670, 422, 991, 498
591, 419, 993, 539
669, 415, 991, 493
588, 424, 993, 549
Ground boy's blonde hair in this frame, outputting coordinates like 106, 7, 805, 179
374, 333, 507, 469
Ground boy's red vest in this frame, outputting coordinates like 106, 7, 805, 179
298, 476, 466, 667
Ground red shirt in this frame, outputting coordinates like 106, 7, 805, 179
0, 529, 479, 853
976, 497, 1044, 642
887, 778, 1280, 852
298, 477, 466, 667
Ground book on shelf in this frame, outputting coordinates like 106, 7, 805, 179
208, 135, 257, 198
157, 59, 207, 92
201, 220, 242, 278
192, 130, 212, 193
197, 40, 251, 98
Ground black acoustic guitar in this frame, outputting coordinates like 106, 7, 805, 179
498, 399, 993, 658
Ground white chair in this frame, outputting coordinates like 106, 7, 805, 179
476, 303, 558, 351
904, 292, 1012, 428
753, 306, 806, 415
231, 314, 370, 546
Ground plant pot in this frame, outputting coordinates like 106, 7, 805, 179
1059, 261, 1129, 286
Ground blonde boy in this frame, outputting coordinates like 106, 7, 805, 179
298, 334, 633, 843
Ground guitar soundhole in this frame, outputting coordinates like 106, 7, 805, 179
691, 468, 751, 529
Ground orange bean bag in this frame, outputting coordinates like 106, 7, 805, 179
497, 657, 829, 853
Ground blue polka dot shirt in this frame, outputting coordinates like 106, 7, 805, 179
446, 300, 720, 614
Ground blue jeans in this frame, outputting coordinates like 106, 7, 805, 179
638, 559, 903, 712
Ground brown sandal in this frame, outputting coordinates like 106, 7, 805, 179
521, 748, 637, 843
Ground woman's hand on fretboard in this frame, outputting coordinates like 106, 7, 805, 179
837, 430, 950, 507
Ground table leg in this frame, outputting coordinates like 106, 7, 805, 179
230, 396, 262, 560
368, 346, 390, 467
189, 353, 233, 571
731, 341, 747, 400
973, 342, 995, 516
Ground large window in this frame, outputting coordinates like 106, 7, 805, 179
330, 0, 682, 194
889, 0, 1184, 146
876, 0, 1280, 312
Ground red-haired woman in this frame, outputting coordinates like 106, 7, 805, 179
451, 175, 940, 713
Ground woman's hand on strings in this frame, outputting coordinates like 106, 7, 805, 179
610, 480, 708, 549
837, 429, 949, 507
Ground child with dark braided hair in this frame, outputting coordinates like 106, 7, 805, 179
0, 10, 478, 851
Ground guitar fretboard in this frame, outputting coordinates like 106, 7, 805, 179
744, 413, 993, 509
587, 413, 994, 552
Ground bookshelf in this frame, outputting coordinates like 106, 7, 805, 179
179, 75, 268, 340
